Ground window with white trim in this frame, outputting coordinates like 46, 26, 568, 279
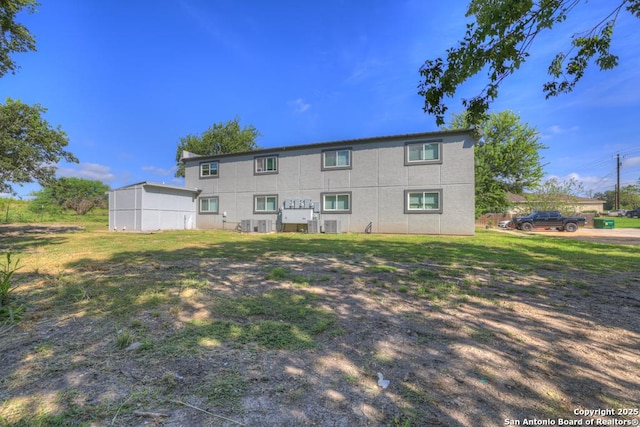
322, 149, 351, 169
254, 195, 278, 213
405, 190, 442, 213
199, 197, 219, 213
200, 161, 219, 177
322, 192, 351, 213
255, 156, 278, 174
405, 141, 441, 164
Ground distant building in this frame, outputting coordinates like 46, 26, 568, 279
506, 193, 605, 214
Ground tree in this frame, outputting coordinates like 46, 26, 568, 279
593, 190, 616, 211
0, 98, 78, 194
174, 117, 260, 177
418, 0, 640, 126
524, 176, 584, 214
446, 110, 546, 216
1, 0, 38, 78
594, 185, 640, 210
30, 177, 109, 215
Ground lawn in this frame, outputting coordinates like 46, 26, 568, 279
604, 216, 640, 228
1, 224, 639, 426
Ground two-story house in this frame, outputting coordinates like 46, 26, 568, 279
180, 129, 476, 235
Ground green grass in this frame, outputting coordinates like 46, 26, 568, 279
2, 217, 640, 425
158, 289, 338, 355
601, 216, 640, 229
0, 198, 109, 229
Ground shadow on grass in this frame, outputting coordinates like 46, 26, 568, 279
1, 229, 639, 425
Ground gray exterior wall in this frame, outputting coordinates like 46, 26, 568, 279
108, 183, 199, 231
183, 130, 476, 235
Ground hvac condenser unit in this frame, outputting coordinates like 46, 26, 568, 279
324, 220, 341, 234
307, 220, 320, 234
240, 220, 253, 233
255, 219, 272, 233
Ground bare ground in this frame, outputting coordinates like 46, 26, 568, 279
1, 226, 639, 426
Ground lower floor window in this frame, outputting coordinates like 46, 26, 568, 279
255, 195, 278, 212
200, 197, 219, 213
405, 190, 442, 213
322, 192, 351, 212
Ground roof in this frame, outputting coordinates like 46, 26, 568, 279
181, 128, 477, 163
110, 181, 201, 194
507, 193, 604, 205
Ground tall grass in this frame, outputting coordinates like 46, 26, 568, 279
0, 198, 108, 228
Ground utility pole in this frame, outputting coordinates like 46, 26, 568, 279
615, 153, 621, 210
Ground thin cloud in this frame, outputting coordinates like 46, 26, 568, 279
289, 98, 311, 114
142, 166, 175, 176
548, 125, 580, 135
56, 163, 117, 183
623, 156, 640, 168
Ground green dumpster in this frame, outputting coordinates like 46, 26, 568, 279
594, 218, 615, 229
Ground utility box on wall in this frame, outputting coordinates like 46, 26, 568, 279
281, 209, 314, 224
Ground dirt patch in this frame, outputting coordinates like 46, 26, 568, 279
1, 226, 639, 426
0, 224, 84, 236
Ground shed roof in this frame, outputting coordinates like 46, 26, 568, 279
110, 181, 201, 194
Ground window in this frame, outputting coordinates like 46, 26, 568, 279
199, 197, 219, 214
200, 161, 219, 177
322, 192, 351, 213
405, 141, 442, 165
405, 190, 442, 214
322, 148, 351, 170
254, 195, 278, 213
255, 156, 278, 174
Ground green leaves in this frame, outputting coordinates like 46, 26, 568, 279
0, 98, 77, 194
0, 0, 38, 78
31, 177, 110, 215
174, 116, 260, 177
544, 18, 619, 98
418, 0, 636, 126
446, 110, 546, 216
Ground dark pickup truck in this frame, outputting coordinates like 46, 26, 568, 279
512, 211, 586, 232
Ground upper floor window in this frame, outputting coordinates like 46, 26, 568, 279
322, 192, 351, 213
405, 141, 442, 165
254, 195, 278, 213
255, 156, 278, 174
199, 196, 219, 214
322, 148, 351, 170
405, 189, 442, 214
200, 161, 219, 177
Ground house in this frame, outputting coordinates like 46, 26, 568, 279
180, 129, 477, 235
108, 182, 200, 231
506, 193, 605, 214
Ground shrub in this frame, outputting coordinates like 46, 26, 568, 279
0, 253, 24, 323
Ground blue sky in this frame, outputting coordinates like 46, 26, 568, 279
2, 1, 639, 199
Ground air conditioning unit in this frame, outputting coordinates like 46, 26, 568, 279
324, 220, 341, 234
307, 220, 320, 234
240, 220, 253, 233
255, 219, 272, 233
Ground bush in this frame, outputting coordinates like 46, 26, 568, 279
0, 253, 24, 323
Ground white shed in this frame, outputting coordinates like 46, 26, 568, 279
108, 182, 200, 231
